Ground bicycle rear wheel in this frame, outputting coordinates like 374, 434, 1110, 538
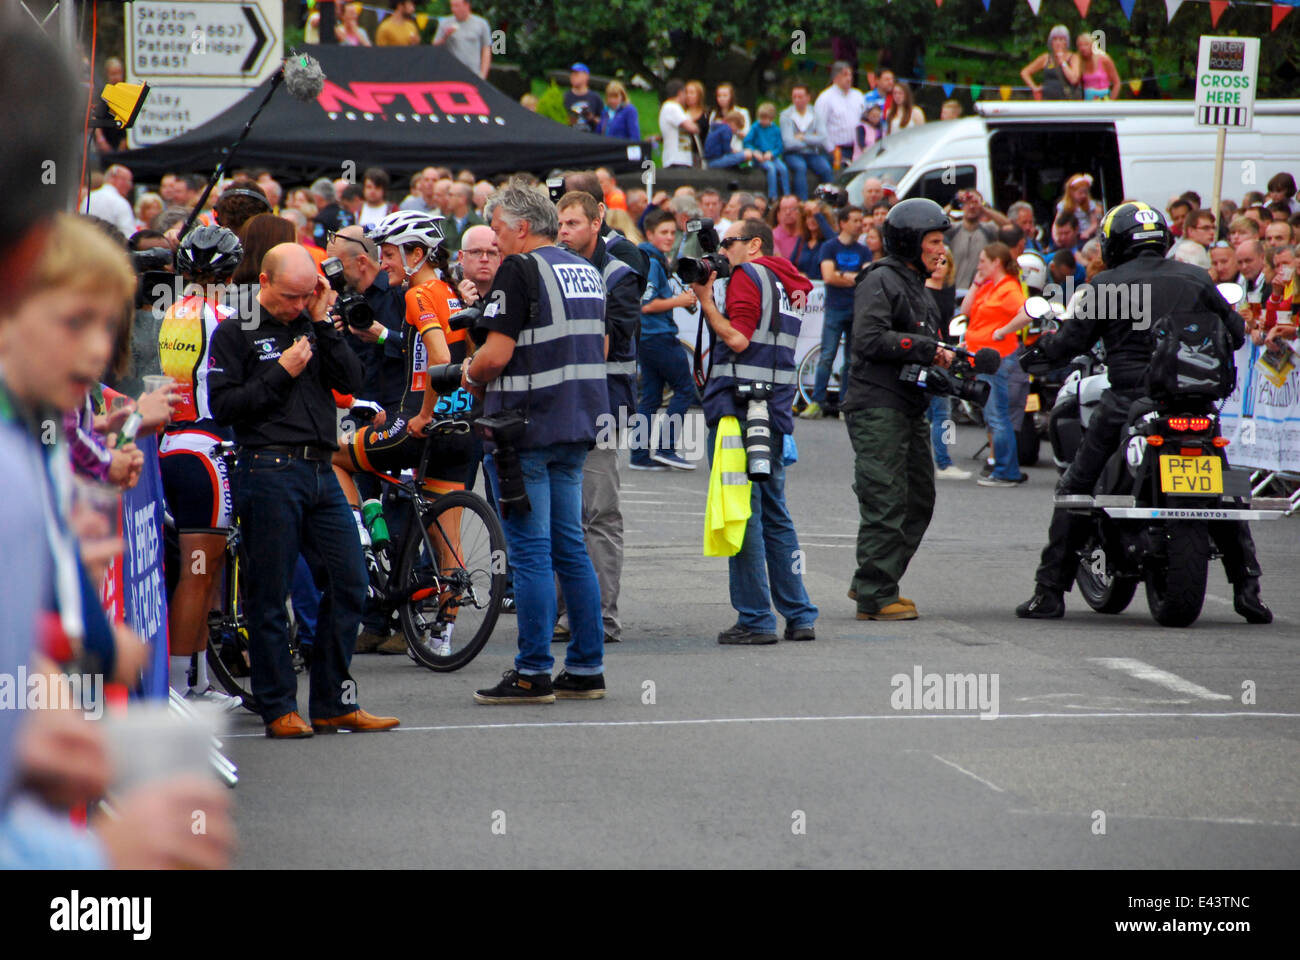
206, 540, 260, 713
396, 490, 506, 671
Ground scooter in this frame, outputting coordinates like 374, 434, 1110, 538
1023, 285, 1287, 627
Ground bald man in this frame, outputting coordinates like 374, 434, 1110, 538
209, 243, 399, 738
87, 163, 136, 237
456, 223, 501, 305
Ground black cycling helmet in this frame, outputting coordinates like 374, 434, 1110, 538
1098, 200, 1171, 268
882, 198, 950, 271
176, 224, 243, 279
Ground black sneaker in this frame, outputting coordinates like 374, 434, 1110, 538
717, 625, 779, 645
553, 670, 606, 699
473, 669, 555, 704
1015, 588, 1065, 619
1233, 578, 1273, 624
979, 461, 994, 478
783, 624, 816, 641
500, 596, 516, 614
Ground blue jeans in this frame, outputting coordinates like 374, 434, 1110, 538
633, 333, 695, 463
290, 555, 320, 645
706, 423, 818, 633
783, 150, 834, 200
812, 304, 853, 406
977, 353, 1022, 481
755, 158, 790, 198
491, 442, 603, 676
707, 153, 748, 170
926, 395, 953, 469
233, 452, 367, 723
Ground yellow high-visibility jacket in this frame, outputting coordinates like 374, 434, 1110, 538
704, 416, 751, 556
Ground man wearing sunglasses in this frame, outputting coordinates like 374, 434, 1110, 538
324, 225, 406, 411
690, 219, 819, 645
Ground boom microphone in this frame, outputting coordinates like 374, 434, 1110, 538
968, 347, 1002, 375
283, 53, 326, 102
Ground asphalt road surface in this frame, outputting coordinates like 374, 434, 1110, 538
225, 415, 1299, 869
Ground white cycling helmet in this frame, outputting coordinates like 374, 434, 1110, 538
369, 210, 446, 277
1017, 251, 1048, 294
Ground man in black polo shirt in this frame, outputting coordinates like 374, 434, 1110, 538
209, 243, 400, 738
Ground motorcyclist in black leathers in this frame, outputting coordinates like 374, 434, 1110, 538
1015, 201, 1271, 624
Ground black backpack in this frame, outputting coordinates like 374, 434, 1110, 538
1144, 308, 1236, 401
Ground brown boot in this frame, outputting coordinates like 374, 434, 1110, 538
355, 630, 389, 654
856, 601, 919, 621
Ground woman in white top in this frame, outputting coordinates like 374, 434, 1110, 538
887, 81, 926, 134
1055, 173, 1101, 242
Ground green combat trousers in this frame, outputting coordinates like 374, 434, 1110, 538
844, 407, 936, 614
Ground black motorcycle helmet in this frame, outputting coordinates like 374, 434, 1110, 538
1098, 200, 1171, 269
175, 224, 243, 279
882, 198, 951, 271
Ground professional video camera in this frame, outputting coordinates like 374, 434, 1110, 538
131, 246, 175, 309
899, 346, 1000, 406
474, 410, 531, 515
320, 256, 375, 330
814, 183, 848, 208
672, 218, 732, 285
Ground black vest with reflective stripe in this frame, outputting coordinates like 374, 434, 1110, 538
701, 262, 802, 434
484, 245, 610, 449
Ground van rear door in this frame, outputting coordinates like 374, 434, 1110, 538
987, 123, 1123, 227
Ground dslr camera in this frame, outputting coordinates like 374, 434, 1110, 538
813, 183, 848, 208
733, 381, 775, 482
673, 218, 732, 285
899, 354, 991, 406
474, 410, 531, 515
321, 256, 375, 330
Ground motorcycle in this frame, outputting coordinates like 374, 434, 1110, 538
1023, 284, 1286, 627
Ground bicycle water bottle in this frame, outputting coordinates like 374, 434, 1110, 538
361, 499, 389, 548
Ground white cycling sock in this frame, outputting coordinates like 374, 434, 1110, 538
194, 651, 210, 690
352, 506, 370, 547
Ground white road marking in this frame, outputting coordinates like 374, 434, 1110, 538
932, 754, 1006, 793
1089, 657, 1232, 701
801, 543, 855, 548
1008, 809, 1300, 829
225, 710, 1299, 738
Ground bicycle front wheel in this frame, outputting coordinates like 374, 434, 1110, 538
796, 345, 821, 407
396, 490, 506, 671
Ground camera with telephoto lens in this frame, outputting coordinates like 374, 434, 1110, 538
424, 362, 464, 396
474, 410, 531, 515
131, 246, 176, 308
733, 381, 775, 482
899, 353, 991, 406
320, 256, 375, 330
672, 218, 732, 285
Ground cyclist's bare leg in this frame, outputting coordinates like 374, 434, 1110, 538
170, 532, 227, 691
332, 448, 361, 508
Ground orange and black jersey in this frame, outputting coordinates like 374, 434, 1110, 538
399, 276, 464, 415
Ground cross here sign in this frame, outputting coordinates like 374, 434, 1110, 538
1195, 35, 1260, 130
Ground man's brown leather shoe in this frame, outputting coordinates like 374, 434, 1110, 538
311, 709, 400, 734
266, 711, 314, 738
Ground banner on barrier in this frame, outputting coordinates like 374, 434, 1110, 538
1219, 340, 1300, 474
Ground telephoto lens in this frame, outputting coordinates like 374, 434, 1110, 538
743, 398, 773, 481
491, 445, 530, 515
425, 362, 464, 395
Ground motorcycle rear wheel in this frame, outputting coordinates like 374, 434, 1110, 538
1075, 537, 1138, 614
1144, 521, 1209, 627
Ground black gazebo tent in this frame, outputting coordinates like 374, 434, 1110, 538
116, 46, 646, 181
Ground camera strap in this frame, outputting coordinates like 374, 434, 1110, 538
693, 303, 715, 391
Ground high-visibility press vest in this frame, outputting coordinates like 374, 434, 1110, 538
701, 262, 802, 435
484, 245, 610, 449
597, 251, 638, 419
704, 416, 751, 556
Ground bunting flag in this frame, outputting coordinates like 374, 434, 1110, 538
1026, 0, 1043, 13
415, 13, 428, 29
981, 0, 991, 8
935, 0, 943, 7
1128, 78, 1143, 95
1273, 3, 1294, 28
1073, 0, 1091, 15
1210, 0, 1230, 25
1118, 0, 1137, 17
1033, 87, 1043, 100
942, 82, 955, 97
999, 85, 1012, 100
1164, 0, 1184, 20
970, 83, 983, 99
867, 71, 877, 89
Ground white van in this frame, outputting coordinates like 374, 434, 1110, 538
840, 99, 1300, 222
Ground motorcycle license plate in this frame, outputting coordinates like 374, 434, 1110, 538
1159, 455, 1222, 494
1025, 393, 1041, 413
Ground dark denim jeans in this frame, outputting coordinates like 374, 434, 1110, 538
706, 423, 818, 634
490, 442, 603, 677
233, 451, 366, 723
633, 333, 696, 463
784, 150, 834, 200
977, 352, 1023, 481
812, 304, 853, 406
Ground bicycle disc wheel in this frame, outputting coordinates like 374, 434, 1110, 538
397, 490, 506, 672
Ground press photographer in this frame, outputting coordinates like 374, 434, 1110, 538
323, 225, 406, 412
458, 179, 610, 703
689, 219, 818, 646
843, 198, 958, 622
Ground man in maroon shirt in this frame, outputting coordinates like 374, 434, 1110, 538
772, 194, 802, 263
